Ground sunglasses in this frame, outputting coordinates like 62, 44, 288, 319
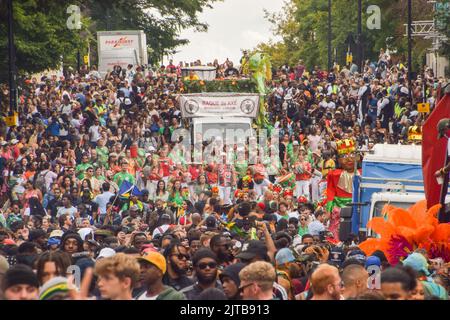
172, 253, 189, 260
197, 262, 217, 270
238, 282, 255, 293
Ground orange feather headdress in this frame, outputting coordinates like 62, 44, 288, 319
359, 200, 450, 265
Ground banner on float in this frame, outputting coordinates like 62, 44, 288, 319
180, 93, 259, 118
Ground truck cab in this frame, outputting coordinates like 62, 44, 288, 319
354, 144, 424, 234
191, 117, 253, 145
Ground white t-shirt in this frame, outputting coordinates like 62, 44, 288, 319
308, 220, 325, 236
44, 170, 58, 191
60, 104, 72, 116
136, 292, 158, 300
253, 179, 271, 198
89, 125, 100, 142
57, 206, 77, 218
288, 211, 299, 219
94, 191, 115, 215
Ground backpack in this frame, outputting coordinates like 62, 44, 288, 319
35, 170, 50, 193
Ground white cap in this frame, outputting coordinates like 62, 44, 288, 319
124, 98, 132, 105
78, 228, 94, 241
97, 248, 116, 261
10, 139, 18, 145
292, 141, 299, 146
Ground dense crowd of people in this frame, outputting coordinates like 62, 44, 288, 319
0, 50, 448, 300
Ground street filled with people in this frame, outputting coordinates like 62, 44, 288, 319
0, 52, 449, 300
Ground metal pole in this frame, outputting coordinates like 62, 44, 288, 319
7, 0, 17, 115
77, 50, 81, 74
407, 0, 413, 102
357, 0, 362, 73
328, 0, 332, 71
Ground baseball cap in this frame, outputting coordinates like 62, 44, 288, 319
137, 251, 167, 274
96, 248, 116, 261
236, 240, 269, 262
365, 256, 381, 269
328, 246, 345, 268
347, 249, 367, 264
49, 230, 64, 238
275, 248, 296, 265
78, 228, 94, 241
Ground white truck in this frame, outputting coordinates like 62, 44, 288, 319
179, 93, 260, 147
97, 30, 148, 77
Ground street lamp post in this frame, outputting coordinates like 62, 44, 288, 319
328, 0, 332, 71
7, 0, 17, 115
357, 0, 362, 73
407, 0, 413, 102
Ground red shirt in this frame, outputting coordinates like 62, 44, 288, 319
295, 161, 312, 181
188, 165, 201, 181
207, 171, 218, 185
159, 157, 173, 177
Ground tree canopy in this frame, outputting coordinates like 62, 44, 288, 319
252, 0, 445, 72
0, 0, 221, 82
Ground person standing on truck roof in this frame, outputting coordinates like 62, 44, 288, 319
184, 70, 200, 81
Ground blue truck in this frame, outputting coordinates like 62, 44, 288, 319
351, 144, 429, 235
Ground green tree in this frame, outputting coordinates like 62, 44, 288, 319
0, 0, 89, 82
253, 0, 435, 71
435, 0, 450, 61
0, 0, 221, 81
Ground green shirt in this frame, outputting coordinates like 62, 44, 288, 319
76, 163, 92, 180
113, 171, 135, 187
298, 225, 309, 237
234, 160, 248, 179
168, 191, 186, 207
96, 146, 109, 168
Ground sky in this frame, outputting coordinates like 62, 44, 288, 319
170, 0, 284, 66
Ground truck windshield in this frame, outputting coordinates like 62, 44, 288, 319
194, 123, 252, 143
372, 201, 416, 218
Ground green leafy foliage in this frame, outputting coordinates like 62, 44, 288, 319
252, 0, 436, 70
182, 80, 257, 93
0, 0, 221, 81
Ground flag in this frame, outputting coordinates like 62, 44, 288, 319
422, 93, 450, 208
118, 180, 142, 198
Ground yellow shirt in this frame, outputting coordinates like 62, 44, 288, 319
184, 75, 200, 81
